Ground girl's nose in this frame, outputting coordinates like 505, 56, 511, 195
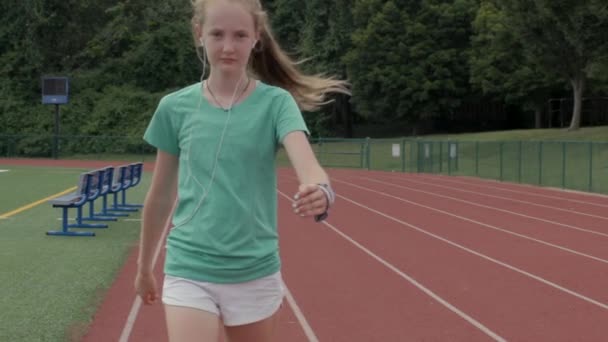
222, 39, 235, 52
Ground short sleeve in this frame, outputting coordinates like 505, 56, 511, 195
275, 92, 310, 143
143, 96, 180, 155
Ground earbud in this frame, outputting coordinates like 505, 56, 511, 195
252, 41, 258, 49
199, 37, 205, 47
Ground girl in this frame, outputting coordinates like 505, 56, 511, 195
135, 0, 349, 341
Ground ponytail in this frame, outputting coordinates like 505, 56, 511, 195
250, 21, 350, 112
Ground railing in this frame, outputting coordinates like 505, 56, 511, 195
2, 134, 607, 194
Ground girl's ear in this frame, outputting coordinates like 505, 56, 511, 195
195, 24, 204, 44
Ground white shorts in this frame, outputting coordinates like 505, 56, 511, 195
162, 272, 285, 326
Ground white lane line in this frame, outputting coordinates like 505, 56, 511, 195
416, 174, 608, 208
342, 177, 608, 264
331, 185, 608, 312
283, 285, 319, 342
118, 205, 174, 342
357, 176, 608, 239
276, 191, 320, 342
277, 190, 507, 342
400, 176, 608, 221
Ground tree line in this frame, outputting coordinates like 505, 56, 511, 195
1, 0, 607, 140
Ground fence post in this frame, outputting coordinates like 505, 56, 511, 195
359, 141, 365, 169
588, 142, 593, 192
455, 142, 459, 171
411, 141, 415, 173
365, 137, 371, 170
140, 142, 146, 162
475, 141, 479, 176
518, 141, 522, 183
499, 141, 504, 181
538, 141, 543, 185
416, 141, 426, 173
448, 141, 452, 175
561, 142, 566, 188
6, 137, 11, 157
401, 139, 406, 172
439, 142, 443, 173
317, 138, 324, 166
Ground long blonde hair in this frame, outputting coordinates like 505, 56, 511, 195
191, 0, 350, 112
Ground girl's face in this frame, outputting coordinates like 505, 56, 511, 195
200, 1, 258, 75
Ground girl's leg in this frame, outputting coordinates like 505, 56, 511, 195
165, 304, 222, 342
223, 307, 281, 342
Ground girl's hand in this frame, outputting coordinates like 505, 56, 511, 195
135, 271, 159, 305
292, 184, 328, 217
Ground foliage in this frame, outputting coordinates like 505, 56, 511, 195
1, 0, 608, 146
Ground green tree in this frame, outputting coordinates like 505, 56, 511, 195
299, 0, 355, 137
267, 0, 306, 53
345, 1, 412, 123
470, 1, 560, 128
495, 0, 608, 130
346, 0, 477, 127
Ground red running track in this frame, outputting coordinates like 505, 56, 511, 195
8, 160, 605, 341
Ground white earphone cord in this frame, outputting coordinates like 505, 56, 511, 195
173, 39, 246, 229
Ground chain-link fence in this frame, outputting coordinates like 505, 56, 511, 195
2, 134, 607, 194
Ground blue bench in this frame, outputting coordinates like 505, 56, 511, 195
47, 171, 107, 236
46, 163, 144, 237
107, 163, 144, 213
93, 166, 130, 218
118, 163, 144, 209
81, 167, 121, 222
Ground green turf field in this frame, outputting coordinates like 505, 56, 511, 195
0, 164, 149, 341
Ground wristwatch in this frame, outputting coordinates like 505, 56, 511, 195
315, 183, 335, 222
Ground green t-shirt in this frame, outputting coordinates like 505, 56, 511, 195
143, 80, 309, 283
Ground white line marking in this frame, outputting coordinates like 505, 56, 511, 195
403, 176, 608, 221
337, 177, 608, 265
417, 174, 608, 208
276, 191, 320, 342
0, 170, 9, 173
332, 187, 608, 312
277, 190, 506, 342
118, 207, 173, 342
283, 284, 319, 342
358, 176, 608, 239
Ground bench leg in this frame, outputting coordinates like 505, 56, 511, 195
47, 207, 95, 237
108, 193, 138, 213
120, 189, 143, 209
69, 206, 108, 229
82, 201, 118, 222
96, 195, 129, 217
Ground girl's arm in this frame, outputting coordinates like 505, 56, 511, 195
137, 150, 178, 273
282, 131, 334, 220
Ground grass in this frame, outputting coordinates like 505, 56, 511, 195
276, 126, 608, 195
427, 125, 608, 142
0, 165, 149, 342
